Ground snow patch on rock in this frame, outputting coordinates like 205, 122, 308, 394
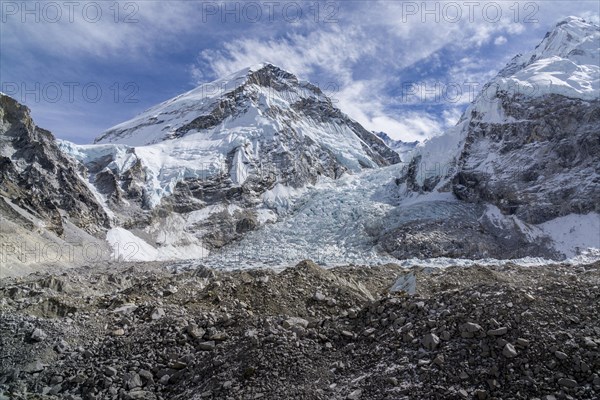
538, 213, 600, 258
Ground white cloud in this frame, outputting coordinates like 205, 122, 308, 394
2, 2, 204, 60
195, 0, 549, 142
442, 107, 464, 127
378, 113, 445, 141
494, 35, 508, 45
198, 25, 374, 84
338, 89, 446, 141
330, 80, 448, 142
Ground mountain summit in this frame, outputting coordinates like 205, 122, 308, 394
95, 62, 398, 167
59, 63, 400, 259
495, 16, 600, 100
90, 62, 398, 197
96, 63, 317, 145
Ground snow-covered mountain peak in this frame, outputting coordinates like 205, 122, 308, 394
374, 131, 419, 161
53, 60, 402, 260
408, 16, 600, 194
210, 62, 315, 95
499, 17, 599, 81
535, 17, 599, 60
467, 16, 599, 112
231, 61, 290, 79
64, 62, 399, 254
94, 63, 326, 146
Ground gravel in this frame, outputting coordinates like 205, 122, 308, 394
0, 260, 599, 399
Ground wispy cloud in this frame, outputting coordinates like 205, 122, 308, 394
494, 36, 508, 45
2, 2, 204, 60
198, 25, 373, 83
2, 1, 598, 143
195, 0, 543, 141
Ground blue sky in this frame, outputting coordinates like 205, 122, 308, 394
1, 1, 598, 143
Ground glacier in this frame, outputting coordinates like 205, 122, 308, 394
42, 18, 600, 268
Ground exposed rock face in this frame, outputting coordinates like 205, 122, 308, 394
0, 94, 109, 236
408, 17, 600, 198
377, 201, 560, 260
453, 93, 600, 224
376, 17, 600, 260
448, 18, 600, 224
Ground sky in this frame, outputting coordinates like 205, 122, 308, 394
1, 1, 599, 144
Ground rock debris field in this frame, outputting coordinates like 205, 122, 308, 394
0, 260, 599, 400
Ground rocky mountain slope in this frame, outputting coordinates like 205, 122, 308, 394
452, 16, 600, 224
376, 16, 600, 260
0, 95, 109, 237
0, 18, 598, 272
0, 94, 112, 277
58, 63, 400, 260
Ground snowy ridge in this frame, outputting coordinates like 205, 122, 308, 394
70, 63, 398, 209
514, 16, 599, 68
374, 131, 419, 161
409, 17, 600, 192
95, 63, 319, 146
493, 16, 599, 101
94, 62, 392, 174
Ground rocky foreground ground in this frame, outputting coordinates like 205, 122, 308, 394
0, 260, 599, 400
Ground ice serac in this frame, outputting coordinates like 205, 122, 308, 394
65, 63, 399, 254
